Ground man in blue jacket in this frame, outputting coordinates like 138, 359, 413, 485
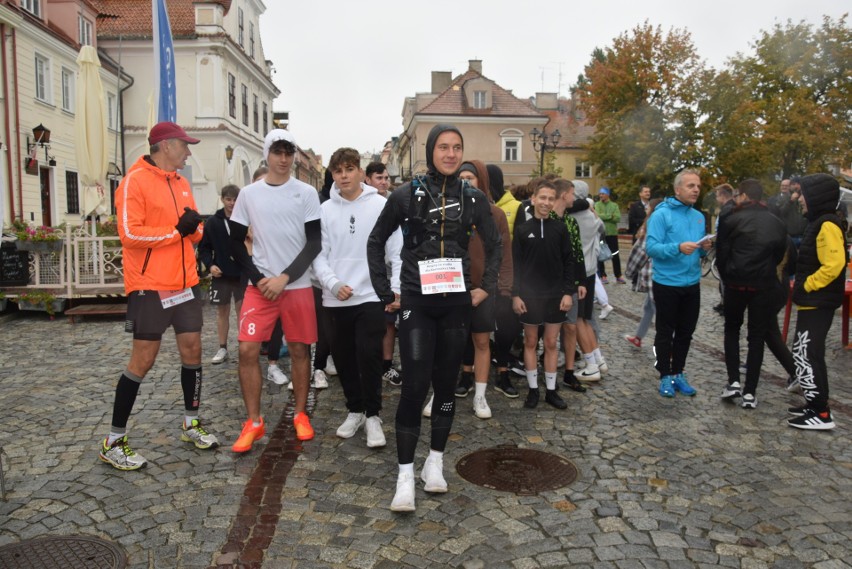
646, 170, 712, 398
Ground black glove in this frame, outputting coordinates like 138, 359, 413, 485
176, 207, 203, 237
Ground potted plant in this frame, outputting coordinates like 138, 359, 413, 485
13, 221, 63, 253
16, 290, 65, 318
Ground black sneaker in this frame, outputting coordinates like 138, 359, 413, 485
786, 376, 800, 392
562, 372, 587, 393
787, 405, 807, 417
494, 371, 519, 398
544, 389, 567, 409
523, 388, 540, 409
383, 367, 402, 387
508, 357, 525, 376
713, 304, 725, 315
455, 372, 474, 398
741, 393, 757, 409
787, 408, 835, 430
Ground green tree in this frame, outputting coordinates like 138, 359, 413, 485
577, 22, 705, 200
702, 15, 852, 185
531, 152, 563, 178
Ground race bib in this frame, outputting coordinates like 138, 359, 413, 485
418, 258, 466, 295
158, 287, 194, 309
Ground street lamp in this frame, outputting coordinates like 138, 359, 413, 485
225, 145, 234, 164
529, 127, 561, 175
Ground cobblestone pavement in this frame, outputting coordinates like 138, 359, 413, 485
0, 274, 850, 568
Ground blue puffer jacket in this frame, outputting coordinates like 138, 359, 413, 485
646, 196, 707, 287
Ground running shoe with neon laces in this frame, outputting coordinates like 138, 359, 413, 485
211, 347, 228, 364
181, 419, 219, 449
672, 373, 696, 396
787, 408, 835, 430
232, 418, 265, 453
99, 436, 147, 471
294, 412, 314, 441
312, 369, 329, 389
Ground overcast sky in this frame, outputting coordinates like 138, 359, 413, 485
259, 0, 846, 165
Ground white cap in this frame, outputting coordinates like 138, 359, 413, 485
263, 129, 297, 161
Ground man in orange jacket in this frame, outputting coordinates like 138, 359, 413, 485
98, 121, 219, 471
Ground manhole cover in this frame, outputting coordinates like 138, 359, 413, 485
456, 446, 578, 495
0, 535, 126, 569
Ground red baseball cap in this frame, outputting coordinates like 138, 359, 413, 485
148, 121, 201, 145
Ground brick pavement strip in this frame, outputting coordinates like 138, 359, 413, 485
0, 274, 850, 568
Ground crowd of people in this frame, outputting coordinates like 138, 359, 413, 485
98, 121, 848, 513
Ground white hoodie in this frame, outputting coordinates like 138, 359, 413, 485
313, 183, 402, 307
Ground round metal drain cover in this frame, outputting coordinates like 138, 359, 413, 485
456, 446, 578, 495
0, 535, 126, 569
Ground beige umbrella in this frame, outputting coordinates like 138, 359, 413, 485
75, 46, 108, 220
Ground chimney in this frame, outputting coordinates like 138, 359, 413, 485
431, 71, 452, 94
468, 59, 483, 74
535, 92, 558, 110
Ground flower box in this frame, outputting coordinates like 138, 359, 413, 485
16, 240, 63, 253
17, 298, 66, 315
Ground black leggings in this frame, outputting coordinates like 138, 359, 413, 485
493, 295, 521, 367
396, 300, 471, 464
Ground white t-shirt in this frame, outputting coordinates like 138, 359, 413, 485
231, 176, 321, 290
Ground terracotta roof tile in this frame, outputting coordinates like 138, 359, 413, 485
419, 69, 543, 118
94, 0, 230, 39
538, 97, 595, 149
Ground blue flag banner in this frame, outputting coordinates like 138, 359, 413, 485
152, 0, 176, 123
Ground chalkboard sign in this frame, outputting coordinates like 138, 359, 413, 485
0, 243, 30, 286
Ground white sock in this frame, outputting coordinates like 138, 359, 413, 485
268, 363, 280, 371
184, 415, 198, 428
107, 431, 126, 446
399, 463, 414, 477
583, 353, 596, 368
544, 372, 557, 390
593, 348, 603, 363
525, 369, 538, 389
428, 449, 443, 462
474, 382, 487, 398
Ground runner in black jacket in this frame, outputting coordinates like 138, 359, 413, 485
367, 124, 501, 512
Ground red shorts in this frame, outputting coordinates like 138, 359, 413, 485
238, 285, 317, 344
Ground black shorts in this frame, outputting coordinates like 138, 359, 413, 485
209, 276, 246, 305
470, 295, 496, 333
577, 275, 596, 320
126, 286, 204, 341
519, 296, 566, 326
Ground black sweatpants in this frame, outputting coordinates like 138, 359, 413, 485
326, 302, 386, 417
723, 286, 776, 395
792, 307, 835, 413
652, 282, 700, 377
395, 300, 471, 465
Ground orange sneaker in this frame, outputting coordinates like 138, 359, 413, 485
232, 417, 265, 453
294, 412, 314, 441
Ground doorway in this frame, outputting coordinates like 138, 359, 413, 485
39, 167, 52, 226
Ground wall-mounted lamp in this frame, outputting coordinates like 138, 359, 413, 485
225, 145, 234, 164
26, 123, 53, 164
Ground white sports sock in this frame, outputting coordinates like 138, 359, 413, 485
544, 372, 557, 390
583, 353, 596, 367
474, 382, 487, 398
428, 449, 443, 462
399, 463, 414, 476
593, 348, 603, 363
106, 432, 126, 446
525, 369, 538, 389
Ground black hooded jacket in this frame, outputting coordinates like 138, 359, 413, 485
792, 173, 847, 308
198, 208, 241, 278
485, 164, 505, 204
367, 124, 502, 304
716, 201, 787, 289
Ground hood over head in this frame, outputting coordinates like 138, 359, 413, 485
425, 124, 463, 176
486, 164, 505, 203
572, 180, 590, 200
800, 173, 840, 221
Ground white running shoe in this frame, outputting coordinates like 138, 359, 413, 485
597, 358, 609, 374
473, 395, 492, 419
721, 381, 741, 400
600, 304, 614, 320
336, 412, 366, 438
324, 357, 337, 376
390, 471, 416, 512
312, 369, 329, 389
365, 416, 386, 448
421, 454, 448, 493
267, 364, 289, 385
422, 394, 434, 417
211, 347, 228, 364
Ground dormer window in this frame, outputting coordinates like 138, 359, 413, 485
473, 91, 487, 109
21, 0, 41, 17
79, 15, 93, 46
